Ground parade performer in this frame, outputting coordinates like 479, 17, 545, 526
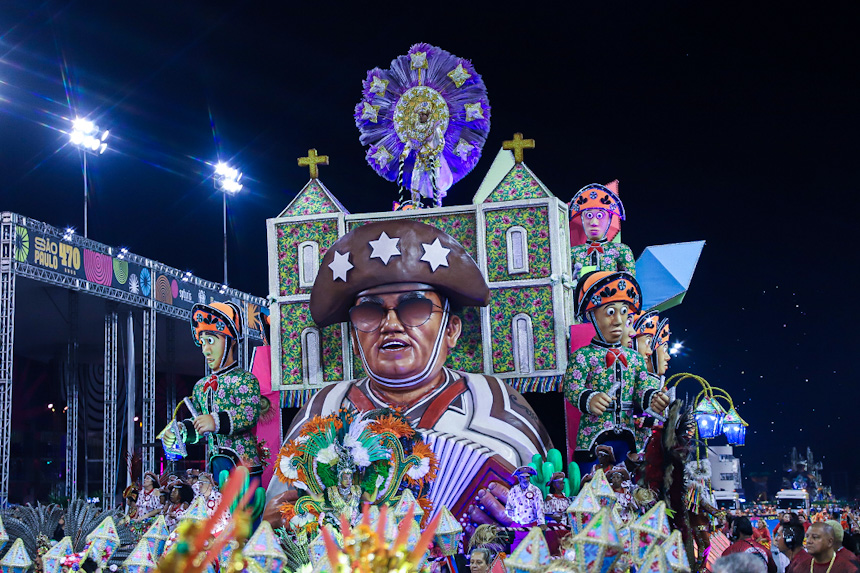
166, 301, 264, 479
355, 44, 490, 208
325, 463, 364, 526
563, 271, 668, 467
163, 483, 194, 530
505, 467, 544, 525
136, 471, 163, 520
607, 466, 637, 522
265, 219, 552, 526
505, 466, 545, 549
123, 483, 139, 519
568, 183, 636, 278
544, 472, 570, 525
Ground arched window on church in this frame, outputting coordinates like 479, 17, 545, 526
301, 327, 323, 385
298, 241, 320, 288
506, 226, 529, 274
511, 313, 535, 373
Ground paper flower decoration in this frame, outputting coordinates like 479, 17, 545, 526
41, 536, 73, 573
571, 508, 623, 573
433, 505, 463, 556
0, 538, 31, 573
661, 530, 692, 573
630, 501, 672, 564
245, 522, 289, 572
639, 544, 670, 572
504, 527, 551, 573
123, 537, 157, 573
566, 481, 601, 534
589, 469, 617, 509
393, 489, 424, 525
142, 515, 170, 559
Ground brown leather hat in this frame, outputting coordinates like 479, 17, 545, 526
310, 219, 489, 327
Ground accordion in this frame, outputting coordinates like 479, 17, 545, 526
420, 429, 517, 522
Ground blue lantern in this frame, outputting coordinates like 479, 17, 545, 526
722, 407, 748, 446
693, 397, 724, 440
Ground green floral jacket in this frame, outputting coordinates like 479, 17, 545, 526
572, 239, 636, 275
181, 365, 262, 468
563, 342, 660, 453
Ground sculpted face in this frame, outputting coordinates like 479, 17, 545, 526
655, 343, 671, 375
635, 334, 654, 372
581, 208, 612, 240
621, 315, 636, 349
200, 332, 232, 371
352, 288, 461, 388
593, 302, 629, 344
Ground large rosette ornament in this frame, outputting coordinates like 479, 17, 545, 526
354, 43, 490, 209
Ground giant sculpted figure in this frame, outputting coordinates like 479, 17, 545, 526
265, 220, 551, 525
171, 302, 264, 478
563, 271, 668, 469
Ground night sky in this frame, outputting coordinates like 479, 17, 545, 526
2, 2, 859, 496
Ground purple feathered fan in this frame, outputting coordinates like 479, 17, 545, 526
354, 43, 491, 208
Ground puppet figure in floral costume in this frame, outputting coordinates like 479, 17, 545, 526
563, 271, 668, 470
167, 301, 264, 480
569, 182, 636, 279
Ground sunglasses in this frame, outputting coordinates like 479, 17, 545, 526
349, 297, 445, 333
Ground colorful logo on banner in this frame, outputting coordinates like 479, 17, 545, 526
17, 225, 145, 296
15, 223, 264, 333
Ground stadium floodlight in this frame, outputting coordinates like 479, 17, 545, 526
70, 117, 110, 238
213, 162, 244, 285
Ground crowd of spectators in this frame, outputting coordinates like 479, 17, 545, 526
123, 468, 224, 531
714, 510, 860, 573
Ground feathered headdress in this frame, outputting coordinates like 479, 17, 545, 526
275, 409, 438, 535
354, 43, 491, 206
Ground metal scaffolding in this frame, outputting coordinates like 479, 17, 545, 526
141, 307, 156, 474
102, 309, 118, 509
0, 212, 265, 502
66, 292, 79, 499
0, 214, 16, 505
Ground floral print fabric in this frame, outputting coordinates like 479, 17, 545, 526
571, 240, 636, 276
505, 482, 546, 525
485, 206, 551, 282
488, 285, 556, 372
563, 344, 659, 452
191, 367, 262, 467
487, 165, 549, 202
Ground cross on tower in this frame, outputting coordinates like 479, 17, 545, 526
297, 149, 329, 179
502, 133, 535, 164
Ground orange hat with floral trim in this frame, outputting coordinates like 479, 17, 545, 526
569, 183, 626, 219
654, 317, 671, 349
190, 301, 243, 345
632, 310, 660, 339
575, 270, 642, 320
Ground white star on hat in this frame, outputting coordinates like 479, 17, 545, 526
420, 238, 451, 272
328, 251, 353, 282
368, 232, 401, 265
